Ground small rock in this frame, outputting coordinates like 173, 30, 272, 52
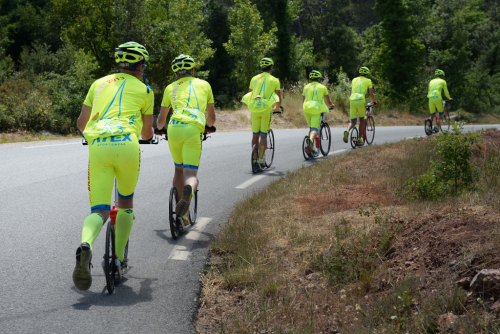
470, 269, 500, 297
438, 312, 458, 328
455, 277, 472, 290
306, 272, 321, 280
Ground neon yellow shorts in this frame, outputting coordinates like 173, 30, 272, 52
88, 133, 140, 212
251, 110, 273, 135
304, 112, 321, 131
429, 97, 444, 114
168, 120, 203, 169
349, 99, 366, 120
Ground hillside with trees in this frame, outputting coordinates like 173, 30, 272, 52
0, 0, 499, 133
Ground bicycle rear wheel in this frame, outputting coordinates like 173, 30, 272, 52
169, 187, 180, 240
424, 119, 433, 136
187, 190, 198, 225
302, 136, 311, 160
365, 116, 375, 145
440, 110, 450, 132
319, 122, 331, 156
349, 127, 359, 149
104, 221, 116, 294
264, 129, 275, 168
251, 145, 259, 174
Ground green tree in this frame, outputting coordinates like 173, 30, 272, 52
373, 0, 424, 100
224, 0, 277, 92
303, 0, 362, 80
201, 0, 238, 107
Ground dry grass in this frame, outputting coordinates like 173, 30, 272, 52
0, 130, 80, 144
197, 130, 500, 333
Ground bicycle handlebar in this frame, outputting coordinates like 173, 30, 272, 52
273, 106, 284, 115
82, 135, 160, 145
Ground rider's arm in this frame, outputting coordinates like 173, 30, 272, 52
275, 90, 282, 110
443, 82, 451, 100
141, 114, 154, 140
324, 95, 334, 108
206, 103, 216, 128
157, 106, 170, 129
369, 88, 376, 102
77, 105, 92, 132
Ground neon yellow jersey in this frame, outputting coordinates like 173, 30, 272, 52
243, 72, 281, 113
302, 82, 329, 115
83, 73, 154, 141
162, 77, 214, 132
427, 78, 451, 99
349, 76, 373, 101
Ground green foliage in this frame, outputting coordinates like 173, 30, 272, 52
373, 0, 425, 101
201, 0, 238, 108
224, 0, 277, 92
400, 122, 481, 200
303, 0, 362, 79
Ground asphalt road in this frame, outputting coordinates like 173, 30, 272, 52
0, 124, 498, 333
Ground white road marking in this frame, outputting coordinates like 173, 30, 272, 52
24, 142, 80, 149
235, 170, 277, 189
169, 217, 212, 261
329, 149, 347, 155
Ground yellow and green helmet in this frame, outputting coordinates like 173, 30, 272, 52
260, 57, 274, 67
435, 69, 445, 76
309, 70, 322, 79
359, 66, 371, 75
115, 42, 149, 64
171, 54, 196, 72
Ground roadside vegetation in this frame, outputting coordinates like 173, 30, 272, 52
196, 126, 500, 333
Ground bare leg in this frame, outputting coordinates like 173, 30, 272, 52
252, 133, 260, 160
258, 134, 267, 161
173, 166, 184, 198
183, 168, 199, 192
359, 118, 365, 141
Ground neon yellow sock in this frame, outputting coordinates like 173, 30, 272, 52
259, 158, 263, 163
81, 213, 104, 250
115, 208, 134, 261
259, 145, 265, 160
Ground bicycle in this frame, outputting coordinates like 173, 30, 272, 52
424, 99, 452, 136
302, 112, 332, 160
83, 135, 159, 294
165, 125, 215, 240
349, 102, 376, 149
251, 106, 284, 173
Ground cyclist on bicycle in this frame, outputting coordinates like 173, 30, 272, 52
73, 41, 155, 291
427, 69, 452, 133
156, 54, 216, 222
302, 70, 333, 156
343, 66, 376, 145
241, 57, 281, 170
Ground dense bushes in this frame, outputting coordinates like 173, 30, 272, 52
0, 44, 98, 133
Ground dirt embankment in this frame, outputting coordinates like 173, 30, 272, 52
196, 129, 500, 334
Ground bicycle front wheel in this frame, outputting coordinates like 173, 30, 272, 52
349, 127, 359, 149
319, 122, 331, 156
440, 110, 450, 132
264, 129, 275, 168
169, 187, 180, 240
365, 116, 375, 145
104, 221, 116, 294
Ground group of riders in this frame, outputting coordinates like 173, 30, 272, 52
72, 41, 452, 291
